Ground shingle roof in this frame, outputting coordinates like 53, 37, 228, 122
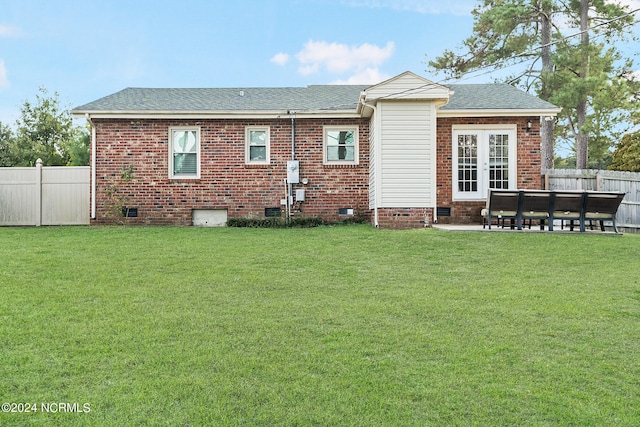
72, 82, 558, 114
73, 85, 369, 113
443, 84, 558, 111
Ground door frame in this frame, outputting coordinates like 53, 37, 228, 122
452, 124, 517, 200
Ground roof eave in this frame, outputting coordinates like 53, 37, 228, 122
72, 109, 361, 120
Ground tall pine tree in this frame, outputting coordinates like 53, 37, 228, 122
428, 0, 638, 169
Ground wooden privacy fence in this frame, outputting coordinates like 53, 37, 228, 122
542, 169, 640, 232
0, 159, 89, 226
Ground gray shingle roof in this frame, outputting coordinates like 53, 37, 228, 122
443, 84, 558, 111
72, 82, 558, 114
73, 85, 369, 113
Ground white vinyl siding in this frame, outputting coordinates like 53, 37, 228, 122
378, 101, 434, 207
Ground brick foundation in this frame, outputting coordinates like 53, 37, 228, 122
373, 208, 433, 229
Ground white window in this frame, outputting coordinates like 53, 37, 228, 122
169, 127, 200, 179
452, 125, 517, 200
245, 126, 270, 164
323, 126, 359, 165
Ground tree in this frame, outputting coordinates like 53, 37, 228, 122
11, 87, 75, 166
0, 121, 15, 167
609, 131, 640, 172
66, 125, 90, 166
550, 41, 638, 168
427, 0, 637, 169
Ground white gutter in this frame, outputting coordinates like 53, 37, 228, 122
361, 100, 379, 228
437, 108, 561, 118
71, 110, 361, 120
85, 113, 96, 219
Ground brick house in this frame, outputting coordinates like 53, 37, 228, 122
72, 71, 559, 228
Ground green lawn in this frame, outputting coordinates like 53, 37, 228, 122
1, 225, 639, 426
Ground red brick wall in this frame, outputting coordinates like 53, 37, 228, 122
92, 115, 542, 227
92, 118, 370, 225
435, 116, 542, 224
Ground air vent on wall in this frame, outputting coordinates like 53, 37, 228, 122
265, 207, 282, 217
122, 207, 138, 217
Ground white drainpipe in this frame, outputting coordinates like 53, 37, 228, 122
361, 100, 379, 227
86, 113, 96, 219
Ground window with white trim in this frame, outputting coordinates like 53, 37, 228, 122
245, 126, 270, 164
323, 126, 358, 165
452, 125, 517, 200
169, 127, 200, 179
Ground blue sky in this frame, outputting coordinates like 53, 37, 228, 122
1, 0, 638, 127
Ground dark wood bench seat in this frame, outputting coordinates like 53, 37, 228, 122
482, 189, 625, 233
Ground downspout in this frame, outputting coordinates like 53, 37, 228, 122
85, 113, 96, 219
361, 100, 379, 228
289, 110, 296, 160
288, 111, 296, 225
432, 96, 454, 225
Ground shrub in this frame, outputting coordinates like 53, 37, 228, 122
288, 216, 325, 228
226, 217, 284, 228
226, 216, 324, 228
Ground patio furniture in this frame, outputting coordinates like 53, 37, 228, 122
482, 189, 625, 233
551, 191, 585, 232
482, 189, 521, 230
520, 190, 553, 230
583, 191, 626, 233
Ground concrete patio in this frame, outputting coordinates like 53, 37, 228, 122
432, 222, 623, 234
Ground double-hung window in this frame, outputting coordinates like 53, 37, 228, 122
245, 126, 270, 164
323, 126, 358, 165
169, 127, 200, 179
452, 125, 517, 200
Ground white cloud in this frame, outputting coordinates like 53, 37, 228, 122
0, 60, 9, 89
0, 25, 23, 37
330, 68, 391, 85
270, 53, 290, 66
295, 40, 395, 78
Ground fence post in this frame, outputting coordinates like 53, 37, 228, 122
596, 172, 604, 191
35, 158, 42, 226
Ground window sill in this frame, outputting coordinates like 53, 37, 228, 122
170, 176, 200, 182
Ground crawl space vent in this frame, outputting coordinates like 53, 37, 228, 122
265, 207, 282, 217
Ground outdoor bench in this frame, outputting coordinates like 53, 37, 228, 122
482, 189, 625, 233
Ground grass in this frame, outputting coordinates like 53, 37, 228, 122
0, 225, 639, 426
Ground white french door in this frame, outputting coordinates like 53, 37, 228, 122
452, 126, 517, 200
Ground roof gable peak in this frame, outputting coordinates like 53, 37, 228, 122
363, 71, 451, 102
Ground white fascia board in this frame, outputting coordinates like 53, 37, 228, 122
437, 108, 562, 118
72, 110, 361, 120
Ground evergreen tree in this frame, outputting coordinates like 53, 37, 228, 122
427, 0, 638, 169
610, 131, 640, 172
